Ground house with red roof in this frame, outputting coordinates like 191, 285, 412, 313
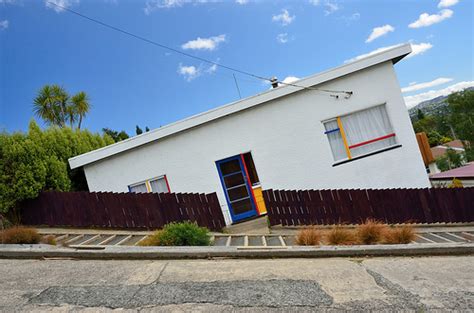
430, 162, 474, 187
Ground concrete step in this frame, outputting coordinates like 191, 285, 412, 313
224, 216, 270, 235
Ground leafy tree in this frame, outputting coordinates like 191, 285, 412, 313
0, 121, 114, 217
448, 90, 474, 143
413, 116, 437, 135
435, 155, 450, 172
136, 125, 143, 135
448, 178, 463, 188
446, 148, 463, 168
102, 128, 129, 142
465, 147, 474, 162
416, 109, 425, 120
435, 148, 464, 171
427, 130, 443, 147
135, 125, 150, 135
33, 85, 91, 129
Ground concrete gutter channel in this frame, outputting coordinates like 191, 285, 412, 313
1, 243, 474, 260
0, 226, 472, 260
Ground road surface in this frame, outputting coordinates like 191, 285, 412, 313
0, 256, 473, 311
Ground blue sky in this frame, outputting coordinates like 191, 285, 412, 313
1, 0, 472, 134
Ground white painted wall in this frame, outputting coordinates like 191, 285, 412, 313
83, 61, 430, 224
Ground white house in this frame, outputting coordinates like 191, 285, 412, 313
69, 43, 430, 225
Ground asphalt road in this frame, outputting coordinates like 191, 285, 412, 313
0, 256, 473, 312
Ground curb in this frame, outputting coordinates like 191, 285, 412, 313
1, 243, 474, 260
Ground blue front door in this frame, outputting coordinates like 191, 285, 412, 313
216, 155, 258, 223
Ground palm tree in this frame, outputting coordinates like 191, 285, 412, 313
33, 85, 69, 127
70, 91, 90, 130
33, 85, 91, 129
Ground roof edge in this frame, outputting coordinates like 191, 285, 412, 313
69, 43, 412, 169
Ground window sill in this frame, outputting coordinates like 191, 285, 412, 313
332, 144, 402, 167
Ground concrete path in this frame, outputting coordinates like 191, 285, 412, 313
0, 256, 473, 311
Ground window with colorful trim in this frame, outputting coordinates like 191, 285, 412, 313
129, 175, 170, 193
323, 104, 397, 162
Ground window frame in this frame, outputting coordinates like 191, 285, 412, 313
128, 182, 148, 194
128, 175, 171, 194
322, 103, 400, 164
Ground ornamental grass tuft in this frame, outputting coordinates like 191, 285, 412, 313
295, 227, 322, 246
326, 226, 358, 245
0, 226, 41, 244
383, 225, 416, 244
356, 219, 387, 245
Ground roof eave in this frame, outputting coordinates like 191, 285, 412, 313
69, 43, 412, 169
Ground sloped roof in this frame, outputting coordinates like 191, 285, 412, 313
444, 139, 465, 149
69, 43, 412, 169
430, 163, 474, 179
431, 140, 465, 159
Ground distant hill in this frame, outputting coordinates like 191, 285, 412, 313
408, 86, 474, 119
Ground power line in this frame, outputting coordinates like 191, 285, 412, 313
45, 1, 353, 97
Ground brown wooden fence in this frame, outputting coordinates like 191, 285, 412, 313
263, 188, 474, 226
20, 191, 226, 231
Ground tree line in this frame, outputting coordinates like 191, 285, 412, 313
411, 89, 474, 170
1, 84, 151, 223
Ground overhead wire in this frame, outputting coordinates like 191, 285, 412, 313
45, 1, 353, 97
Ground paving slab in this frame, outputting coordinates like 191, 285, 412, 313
0, 258, 167, 288
159, 259, 387, 303
363, 256, 474, 310
1, 257, 473, 311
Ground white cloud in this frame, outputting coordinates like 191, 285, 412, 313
280, 76, 299, 85
0, 20, 8, 30
366, 24, 394, 43
342, 12, 360, 24
404, 81, 474, 108
409, 42, 433, 57
324, 1, 339, 15
267, 76, 300, 89
309, 0, 340, 16
344, 42, 433, 63
206, 58, 219, 74
408, 9, 453, 28
402, 77, 453, 93
207, 63, 218, 73
144, 0, 184, 14
276, 33, 288, 44
181, 34, 226, 51
272, 9, 295, 26
177, 63, 200, 81
235, 0, 248, 4
438, 0, 458, 8
45, 0, 79, 12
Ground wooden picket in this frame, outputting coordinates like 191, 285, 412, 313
263, 188, 474, 226
20, 191, 226, 231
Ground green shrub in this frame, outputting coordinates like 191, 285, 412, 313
138, 222, 211, 246
1, 226, 41, 244
157, 222, 211, 246
0, 121, 114, 216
